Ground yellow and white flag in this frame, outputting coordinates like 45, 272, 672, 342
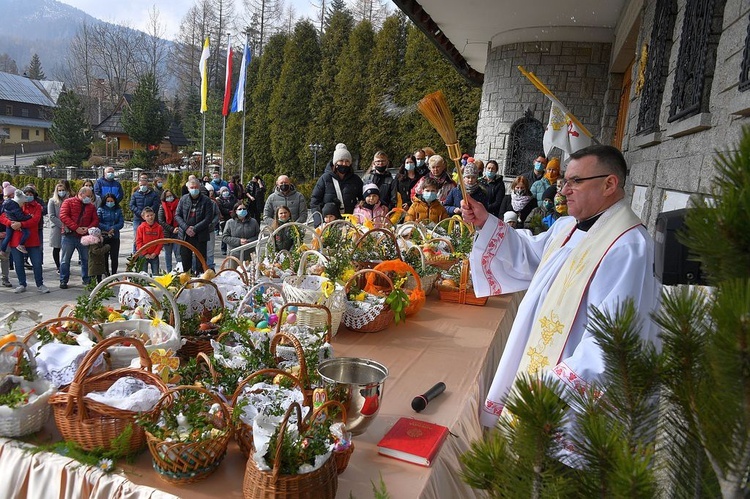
543, 97, 592, 158
199, 37, 210, 113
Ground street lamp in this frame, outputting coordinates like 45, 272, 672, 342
308, 142, 323, 178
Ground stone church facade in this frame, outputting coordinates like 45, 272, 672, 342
472, 0, 750, 230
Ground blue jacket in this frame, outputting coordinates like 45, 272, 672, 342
129, 189, 160, 223
210, 178, 229, 192
443, 185, 488, 215
94, 177, 124, 202
97, 205, 125, 238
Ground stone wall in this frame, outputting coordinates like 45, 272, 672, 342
624, 0, 750, 229
475, 41, 618, 177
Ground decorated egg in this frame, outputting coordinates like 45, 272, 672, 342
286, 313, 297, 324
288, 305, 298, 313
256, 320, 268, 329
268, 314, 279, 326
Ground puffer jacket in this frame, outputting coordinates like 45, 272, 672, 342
174, 193, 214, 242
262, 186, 308, 226
310, 170, 363, 215
129, 189, 160, 223
97, 205, 124, 238
352, 201, 389, 225
405, 196, 448, 224
59, 197, 99, 236
222, 216, 260, 260
88, 242, 110, 276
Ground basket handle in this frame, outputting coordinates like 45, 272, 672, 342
134, 238, 208, 273
230, 368, 305, 408
269, 331, 309, 391
401, 245, 427, 274
352, 228, 402, 262
367, 260, 422, 293
215, 267, 249, 285
271, 401, 304, 483
275, 302, 332, 342
175, 278, 226, 311
396, 221, 427, 242
195, 352, 219, 384
219, 255, 246, 273
296, 250, 329, 276
459, 259, 470, 302
95, 280, 164, 312
24, 316, 103, 345
65, 335, 153, 420
309, 399, 347, 426
149, 384, 231, 431
0, 340, 37, 377
423, 236, 455, 254
320, 219, 361, 242
344, 268, 394, 295
236, 282, 285, 318
430, 215, 475, 239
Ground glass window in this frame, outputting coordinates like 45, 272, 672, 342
21, 129, 29, 140
21, 108, 29, 117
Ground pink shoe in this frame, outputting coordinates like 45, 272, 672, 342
16, 245, 27, 254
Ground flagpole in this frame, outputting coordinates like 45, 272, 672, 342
220, 32, 231, 180
201, 113, 206, 176
239, 32, 249, 185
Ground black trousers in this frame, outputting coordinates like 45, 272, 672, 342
180, 237, 208, 274
103, 236, 120, 275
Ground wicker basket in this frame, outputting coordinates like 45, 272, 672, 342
435, 259, 488, 306
235, 282, 287, 322
422, 236, 458, 270
350, 228, 402, 271
231, 368, 306, 459
133, 238, 208, 273
48, 336, 169, 454
144, 385, 232, 484
401, 245, 438, 295
0, 341, 54, 437
309, 400, 352, 475
342, 269, 395, 333
176, 278, 225, 360
242, 402, 338, 499
269, 331, 313, 405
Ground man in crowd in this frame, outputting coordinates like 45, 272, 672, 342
129, 177, 160, 253
175, 178, 214, 274
461, 144, 660, 428
59, 186, 99, 288
263, 175, 308, 226
94, 166, 124, 202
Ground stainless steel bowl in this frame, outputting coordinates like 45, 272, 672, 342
317, 357, 389, 436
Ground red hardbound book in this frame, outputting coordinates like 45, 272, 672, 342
377, 417, 449, 467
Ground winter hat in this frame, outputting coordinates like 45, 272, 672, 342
219, 186, 229, 193
88, 227, 102, 238
332, 143, 352, 164
322, 202, 341, 218
362, 183, 380, 198
503, 211, 519, 223
13, 190, 26, 205
543, 185, 557, 202
205, 183, 214, 192
2, 182, 15, 198
462, 162, 479, 177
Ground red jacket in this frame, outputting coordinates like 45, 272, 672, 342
59, 197, 99, 236
0, 201, 42, 247
136, 221, 164, 256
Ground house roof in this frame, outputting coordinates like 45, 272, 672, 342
165, 122, 188, 146
0, 115, 53, 129
95, 94, 188, 146
38, 80, 65, 104
0, 71, 58, 107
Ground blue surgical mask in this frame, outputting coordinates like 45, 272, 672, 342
106, 172, 115, 180
422, 192, 437, 203
222, 191, 230, 198
26, 195, 34, 202
82, 196, 92, 204
57, 190, 67, 197
139, 185, 148, 193
278, 216, 289, 223
485, 170, 497, 179
156, 182, 163, 188
405, 163, 415, 171
106, 201, 115, 208
534, 162, 544, 171
189, 188, 200, 197
416, 159, 425, 167
166, 196, 174, 202
236, 209, 248, 218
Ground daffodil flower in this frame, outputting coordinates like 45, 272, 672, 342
321, 280, 334, 299
154, 273, 174, 288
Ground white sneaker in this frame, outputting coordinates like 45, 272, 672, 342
13, 285, 25, 293
37, 285, 50, 294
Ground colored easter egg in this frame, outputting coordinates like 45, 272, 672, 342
268, 314, 279, 326
286, 313, 297, 324
288, 305, 298, 313
256, 320, 268, 329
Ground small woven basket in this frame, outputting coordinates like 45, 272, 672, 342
144, 385, 232, 484
0, 341, 54, 437
350, 228, 402, 272
342, 269, 395, 333
231, 368, 306, 459
175, 278, 225, 360
422, 236, 458, 270
401, 245, 438, 295
48, 336, 169, 454
436, 259, 488, 306
242, 402, 338, 499
309, 400, 352, 475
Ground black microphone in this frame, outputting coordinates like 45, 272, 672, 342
411, 382, 446, 412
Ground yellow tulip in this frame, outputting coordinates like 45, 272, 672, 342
321, 280, 335, 299
154, 273, 174, 288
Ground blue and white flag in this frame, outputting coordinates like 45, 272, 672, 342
230, 41, 251, 113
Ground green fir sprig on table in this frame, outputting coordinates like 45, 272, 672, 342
265, 418, 332, 475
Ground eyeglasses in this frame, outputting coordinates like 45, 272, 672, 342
560, 174, 610, 189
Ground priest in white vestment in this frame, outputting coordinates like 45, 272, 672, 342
461, 145, 660, 428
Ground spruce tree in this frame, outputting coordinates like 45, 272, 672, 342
247, 33, 288, 177
121, 73, 169, 167
26, 53, 45, 80
50, 90, 92, 167
332, 20, 374, 165
268, 21, 321, 179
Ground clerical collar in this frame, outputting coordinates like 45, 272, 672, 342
576, 212, 604, 232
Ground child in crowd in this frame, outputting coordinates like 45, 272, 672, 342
81, 227, 110, 283
272, 205, 294, 251
405, 177, 448, 224
135, 206, 164, 274
0, 186, 31, 259
353, 183, 388, 226
322, 202, 342, 224
503, 211, 519, 229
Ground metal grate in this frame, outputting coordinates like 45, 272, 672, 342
740, 12, 750, 92
504, 110, 544, 178
636, 0, 677, 135
668, 0, 724, 122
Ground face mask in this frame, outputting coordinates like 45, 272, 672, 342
485, 171, 496, 179
106, 173, 115, 180
213, 177, 220, 182
534, 162, 543, 171
555, 204, 568, 215
106, 201, 115, 208
139, 185, 148, 193
82, 197, 92, 204
278, 216, 289, 223
543, 200, 554, 211
405, 163, 415, 171
236, 209, 248, 218
166, 196, 174, 202
461, 159, 467, 166
375, 165, 387, 173
416, 159, 425, 167
189, 188, 200, 197
222, 191, 230, 198
156, 182, 163, 188
26, 195, 34, 202
422, 192, 437, 203
58, 190, 66, 197
514, 188, 524, 195
336, 165, 352, 175
279, 184, 291, 193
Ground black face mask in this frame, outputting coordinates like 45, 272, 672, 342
375, 165, 387, 173
336, 166, 352, 175
279, 184, 291, 193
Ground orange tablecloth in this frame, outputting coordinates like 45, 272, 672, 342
0, 292, 521, 499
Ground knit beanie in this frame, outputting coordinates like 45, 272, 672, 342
13, 190, 26, 205
332, 143, 352, 164
362, 183, 380, 197
503, 211, 519, 223
2, 182, 15, 197
322, 202, 341, 218
462, 162, 479, 177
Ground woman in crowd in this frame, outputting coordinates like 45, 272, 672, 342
217, 186, 236, 256
310, 144, 363, 215
392, 154, 423, 211
97, 193, 124, 275
222, 200, 260, 264
498, 176, 537, 225
83, 179, 101, 208
0, 185, 47, 293
480, 160, 506, 217
245, 175, 266, 224
411, 154, 456, 204
47, 182, 68, 274
271, 206, 295, 251
158, 188, 181, 273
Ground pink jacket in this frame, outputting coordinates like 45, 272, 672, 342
352, 202, 389, 225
